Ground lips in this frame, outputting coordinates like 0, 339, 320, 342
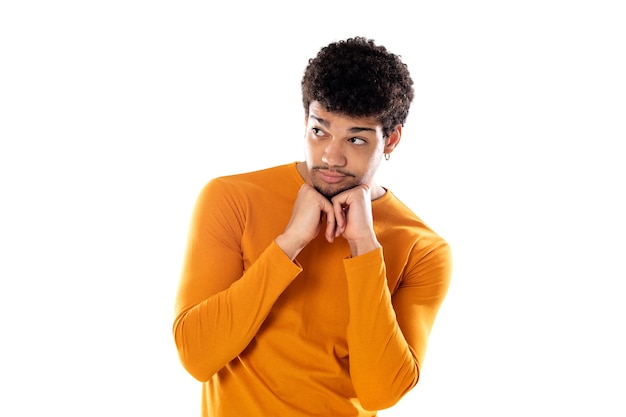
317, 170, 347, 184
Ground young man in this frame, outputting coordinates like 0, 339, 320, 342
173, 37, 452, 416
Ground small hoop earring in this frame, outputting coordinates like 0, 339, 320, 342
384, 153, 390, 161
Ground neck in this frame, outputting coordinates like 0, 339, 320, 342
296, 161, 311, 185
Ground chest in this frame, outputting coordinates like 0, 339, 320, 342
267, 234, 352, 342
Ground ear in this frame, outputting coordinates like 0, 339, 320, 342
384, 125, 402, 154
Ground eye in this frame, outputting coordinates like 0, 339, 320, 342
311, 127, 325, 137
348, 137, 367, 145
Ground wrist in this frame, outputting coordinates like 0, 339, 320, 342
347, 235, 381, 257
275, 233, 306, 261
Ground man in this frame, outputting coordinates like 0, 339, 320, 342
173, 36, 452, 416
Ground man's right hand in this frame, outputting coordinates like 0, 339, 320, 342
275, 184, 341, 260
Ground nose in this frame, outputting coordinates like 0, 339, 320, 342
321, 138, 346, 167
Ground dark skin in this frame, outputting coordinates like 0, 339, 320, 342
275, 102, 401, 260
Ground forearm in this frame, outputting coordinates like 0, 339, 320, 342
344, 249, 418, 410
173, 241, 301, 381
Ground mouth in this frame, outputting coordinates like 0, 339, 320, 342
316, 169, 349, 184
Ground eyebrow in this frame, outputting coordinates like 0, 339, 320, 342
309, 115, 377, 133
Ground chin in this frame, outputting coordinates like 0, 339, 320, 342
314, 183, 356, 201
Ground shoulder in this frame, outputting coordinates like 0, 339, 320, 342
198, 163, 302, 206
374, 191, 442, 236
201, 163, 292, 191
213, 163, 294, 185
374, 190, 451, 258
212, 162, 302, 189
375, 191, 452, 290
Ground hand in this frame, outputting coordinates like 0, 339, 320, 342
330, 185, 381, 256
276, 184, 340, 260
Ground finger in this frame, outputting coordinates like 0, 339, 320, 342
333, 202, 347, 237
324, 208, 337, 242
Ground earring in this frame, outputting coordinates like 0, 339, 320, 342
384, 153, 390, 161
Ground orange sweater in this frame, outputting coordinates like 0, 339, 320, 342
173, 162, 452, 416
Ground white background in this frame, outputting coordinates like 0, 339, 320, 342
1, 1, 625, 416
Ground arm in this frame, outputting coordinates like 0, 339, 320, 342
329, 184, 452, 410
344, 242, 452, 410
172, 179, 302, 381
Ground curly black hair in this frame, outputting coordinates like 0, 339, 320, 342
301, 37, 414, 138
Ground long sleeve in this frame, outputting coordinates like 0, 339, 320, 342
344, 242, 452, 410
172, 165, 452, 416
172, 178, 301, 381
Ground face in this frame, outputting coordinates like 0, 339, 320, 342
302, 101, 400, 200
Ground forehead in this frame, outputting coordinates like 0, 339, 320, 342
307, 102, 382, 132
